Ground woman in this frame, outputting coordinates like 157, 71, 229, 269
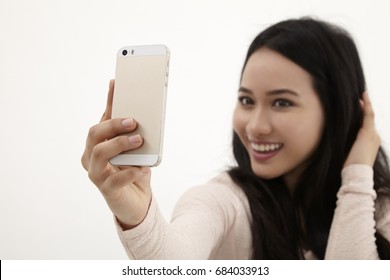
81, 17, 390, 259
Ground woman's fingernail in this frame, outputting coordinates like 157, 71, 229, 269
122, 118, 133, 128
128, 135, 142, 144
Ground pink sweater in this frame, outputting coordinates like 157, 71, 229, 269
116, 165, 390, 259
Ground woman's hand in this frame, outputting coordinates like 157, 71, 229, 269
81, 80, 152, 230
344, 92, 381, 168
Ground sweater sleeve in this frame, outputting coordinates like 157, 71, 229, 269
325, 164, 379, 259
115, 177, 239, 259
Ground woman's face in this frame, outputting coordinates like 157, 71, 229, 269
233, 47, 325, 191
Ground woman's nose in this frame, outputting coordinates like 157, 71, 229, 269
246, 108, 272, 137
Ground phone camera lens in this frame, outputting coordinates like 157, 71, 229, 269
122, 50, 128, 56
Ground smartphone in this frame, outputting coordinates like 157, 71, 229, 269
109, 44, 170, 166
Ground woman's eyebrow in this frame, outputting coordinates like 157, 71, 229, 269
238, 86, 253, 94
266, 89, 299, 97
238, 86, 299, 97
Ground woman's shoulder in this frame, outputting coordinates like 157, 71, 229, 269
188, 172, 247, 201
174, 171, 250, 215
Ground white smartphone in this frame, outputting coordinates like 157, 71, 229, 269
109, 44, 170, 166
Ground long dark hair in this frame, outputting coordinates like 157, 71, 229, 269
228, 17, 390, 259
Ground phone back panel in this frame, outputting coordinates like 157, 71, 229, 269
112, 45, 169, 157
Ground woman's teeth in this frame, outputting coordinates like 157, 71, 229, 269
251, 143, 283, 153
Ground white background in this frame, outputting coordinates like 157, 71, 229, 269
0, 0, 389, 259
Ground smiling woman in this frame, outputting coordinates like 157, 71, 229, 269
233, 47, 325, 189
81, 17, 390, 260
229, 17, 390, 259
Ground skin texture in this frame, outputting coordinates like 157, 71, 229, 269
343, 94, 381, 168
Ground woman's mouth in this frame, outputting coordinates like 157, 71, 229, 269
251, 142, 283, 153
250, 142, 284, 161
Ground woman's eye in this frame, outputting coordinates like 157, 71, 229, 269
238, 96, 254, 106
273, 99, 293, 108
